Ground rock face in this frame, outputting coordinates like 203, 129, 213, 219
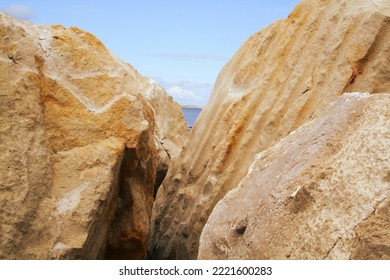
149, 0, 390, 259
198, 93, 390, 260
0, 13, 188, 259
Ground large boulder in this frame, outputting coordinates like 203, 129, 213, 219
199, 93, 390, 260
0, 13, 188, 259
149, 0, 390, 259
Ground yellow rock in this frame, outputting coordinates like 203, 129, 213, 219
0, 12, 188, 259
149, 0, 390, 259
199, 93, 390, 260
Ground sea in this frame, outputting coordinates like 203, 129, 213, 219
181, 107, 202, 128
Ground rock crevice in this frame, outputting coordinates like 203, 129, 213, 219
0, 12, 188, 259
149, 0, 390, 259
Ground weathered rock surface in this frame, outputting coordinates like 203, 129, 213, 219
47, 138, 125, 259
0, 13, 188, 259
149, 0, 390, 259
199, 93, 390, 260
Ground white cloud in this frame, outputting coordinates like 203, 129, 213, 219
167, 86, 201, 100
2, 4, 35, 21
152, 78, 213, 106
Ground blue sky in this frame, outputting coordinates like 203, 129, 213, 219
1, 0, 301, 105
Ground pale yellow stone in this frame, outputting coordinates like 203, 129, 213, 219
0, 12, 187, 259
198, 93, 390, 260
149, 0, 390, 259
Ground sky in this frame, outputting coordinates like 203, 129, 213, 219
0, 0, 301, 105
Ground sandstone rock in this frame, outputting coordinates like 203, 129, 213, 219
198, 93, 390, 260
0, 13, 187, 259
149, 0, 390, 259
146, 78, 189, 159
47, 138, 125, 259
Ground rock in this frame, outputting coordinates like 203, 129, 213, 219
149, 0, 390, 259
198, 93, 390, 260
0, 13, 188, 259
145, 78, 188, 159
48, 138, 125, 259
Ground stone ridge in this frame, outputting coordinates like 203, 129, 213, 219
149, 0, 390, 259
198, 93, 390, 260
0, 12, 187, 259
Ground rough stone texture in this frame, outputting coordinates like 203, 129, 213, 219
145, 78, 189, 159
149, 0, 390, 259
0, 13, 188, 259
47, 138, 125, 259
198, 93, 390, 260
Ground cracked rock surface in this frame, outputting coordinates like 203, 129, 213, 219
0, 12, 188, 259
198, 93, 390, 260
149, 0, 390, 259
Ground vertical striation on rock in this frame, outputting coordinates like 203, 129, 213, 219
0, 12, 188, 259
149, 0, 390, 259
198, 93, 390, 260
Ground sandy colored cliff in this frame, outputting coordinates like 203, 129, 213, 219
0, 13, 187, 259
149, 0, 390, 259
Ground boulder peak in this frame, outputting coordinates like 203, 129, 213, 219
0, 12, 188, 259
